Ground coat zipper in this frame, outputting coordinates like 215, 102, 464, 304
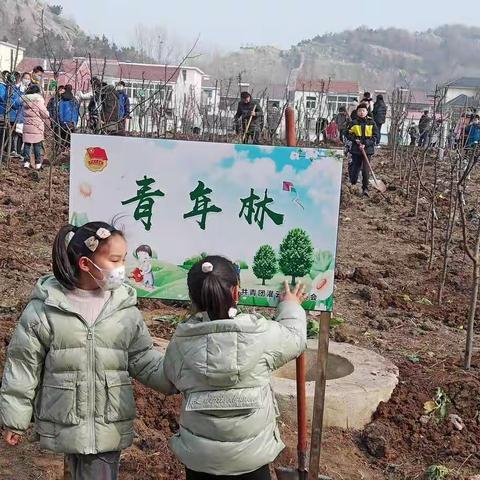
45, 297, 115, 453
87, 326, 95, 452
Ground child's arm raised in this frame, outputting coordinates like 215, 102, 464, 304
263, 281, 307, 371
0, 301, 50, 442
128, 309, 176, 394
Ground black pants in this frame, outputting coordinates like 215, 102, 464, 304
60, 123, 75, 149
186, 464, 271, 480
349, 153, 370, 191
376, 123, 383, 144
65, 451, 121, 480
419, 131, 429, 147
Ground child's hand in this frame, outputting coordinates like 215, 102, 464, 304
280, 280, 307, 305
4, 431, 22, 446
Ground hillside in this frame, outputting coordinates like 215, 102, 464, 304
2, 2, 479, 90
1, 0, 146, 63
196, 24, 480, 90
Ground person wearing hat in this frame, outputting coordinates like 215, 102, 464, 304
346, 103, 379, 196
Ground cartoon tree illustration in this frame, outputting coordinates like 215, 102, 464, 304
253, 245, 278, 285
279, 228, 314, 285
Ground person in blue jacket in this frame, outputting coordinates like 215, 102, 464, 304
465, 115, 480, 148
9, 72, 26, 158
47, 85, 65, 152
0, 71, 21, 158
58, 84, 79, 150
116, 81, 130, 135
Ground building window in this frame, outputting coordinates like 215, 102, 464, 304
124, 82, 172, 106
306, 96, 316, 110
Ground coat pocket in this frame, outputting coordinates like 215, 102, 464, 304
37, 372, 80, 426
104, 371, 136, 423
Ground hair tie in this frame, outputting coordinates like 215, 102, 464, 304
202, 262, 214, 273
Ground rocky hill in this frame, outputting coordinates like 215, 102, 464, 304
1, 0, 80, 44
1, 0, 145, 63
196, 24, 480, 90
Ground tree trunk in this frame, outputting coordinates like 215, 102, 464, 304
262, 278, 266, 286
438, 162, 459, 305
291, 276, 296, 286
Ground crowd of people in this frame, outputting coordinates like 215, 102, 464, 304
0, 68, 131, 168
407, 110, 480, 150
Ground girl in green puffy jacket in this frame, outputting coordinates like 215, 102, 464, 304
0, 221, 168, 480
159, 255, 307, 480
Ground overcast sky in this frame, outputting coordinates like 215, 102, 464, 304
56, 0, 480, 50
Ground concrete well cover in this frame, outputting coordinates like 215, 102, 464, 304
271, 340, 399, 430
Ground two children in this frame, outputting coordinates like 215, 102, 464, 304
1, 224, 307, 480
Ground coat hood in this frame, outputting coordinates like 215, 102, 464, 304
23, 93, 44, 103
31, 274, 137, 313
173, 312, 270, 388
62, 91, 75, 101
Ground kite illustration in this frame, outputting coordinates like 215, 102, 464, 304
283, 181, 304, 210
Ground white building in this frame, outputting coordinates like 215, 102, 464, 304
0, 41, 25, 72
441, 77, 480, 105
293, 79, 361, 141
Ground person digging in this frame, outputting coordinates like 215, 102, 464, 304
346, 103, 379, 197
234, 91, 264, 144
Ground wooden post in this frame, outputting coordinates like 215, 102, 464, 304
308, 311, 331, 480
286, 104, 308, 478
286, 106, 296, 147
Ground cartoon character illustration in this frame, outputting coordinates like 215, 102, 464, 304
134, 245, 154, 289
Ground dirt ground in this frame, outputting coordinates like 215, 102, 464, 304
0, 148, 479, 479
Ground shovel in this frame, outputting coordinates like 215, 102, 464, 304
242, 104, 257, 144
359, 145, 386, 193
275, 352, 308, 480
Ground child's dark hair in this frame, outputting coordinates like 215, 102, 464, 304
26, 84, 40, 95
240, 91, 251, 100
136, 245, 152, 257
52, 222, 124, 290
187, 256, 239, 321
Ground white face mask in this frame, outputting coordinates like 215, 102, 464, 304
88, 260, 125, 291
22, 78, 30, 86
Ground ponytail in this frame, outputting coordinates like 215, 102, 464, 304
200, 274, 233, 321
52, 224, 78, 290
52, 221, 124, 290
188, 255, 239, 321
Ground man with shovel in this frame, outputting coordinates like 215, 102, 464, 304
234, 91, 264, 144
346, 103, 379, 197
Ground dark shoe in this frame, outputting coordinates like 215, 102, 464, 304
362, 189, 369, 197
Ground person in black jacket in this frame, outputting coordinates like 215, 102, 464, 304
372, 94, 387, 144
346, 103, 379, 196
335, 106, 350, 142
418, 110, 432, 147
233, 91, 263, 144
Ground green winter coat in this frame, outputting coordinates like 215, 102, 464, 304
160, 301, 307, 475
0, 275, 167, 454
